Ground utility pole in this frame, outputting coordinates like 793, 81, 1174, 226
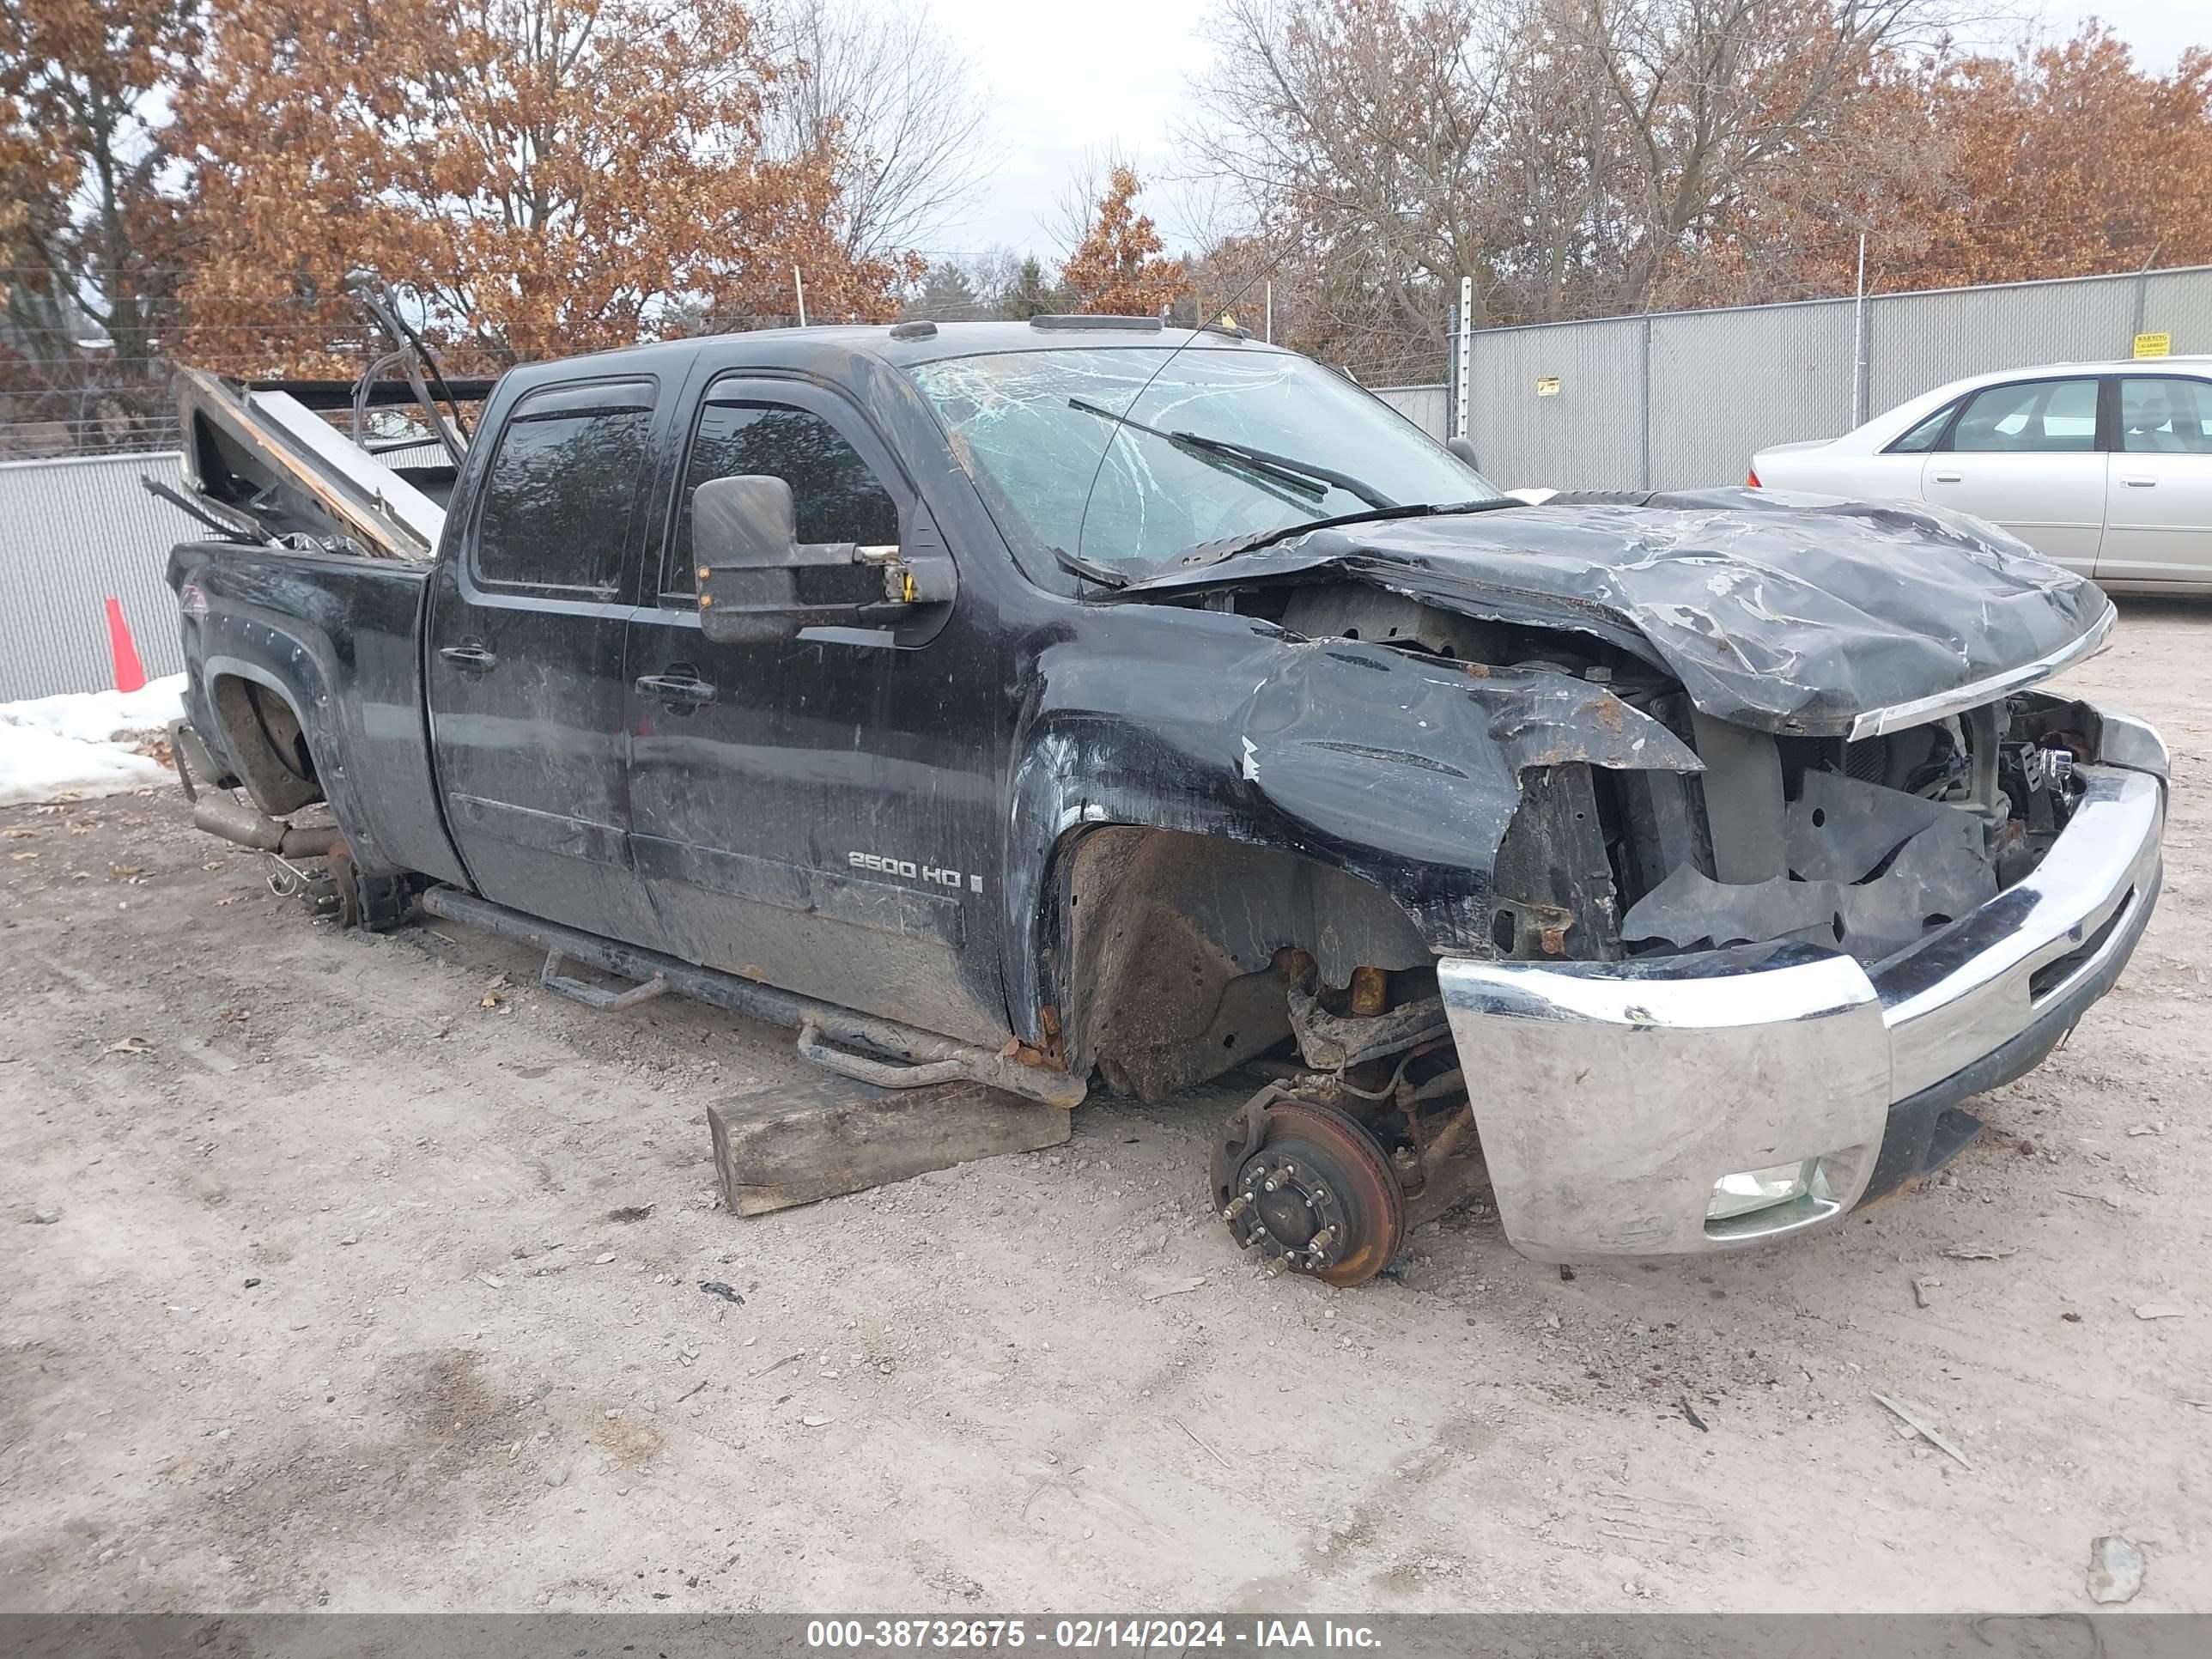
1265, 281, 1273, 344
1850, 234, 1869, 428
1454, 276, 1474, 441
793, 267, 808, 328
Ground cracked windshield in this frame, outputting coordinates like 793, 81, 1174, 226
908, 346, 1499, 580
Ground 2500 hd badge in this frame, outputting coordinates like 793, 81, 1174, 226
849, 849, 984, 893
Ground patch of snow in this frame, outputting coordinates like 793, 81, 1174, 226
0, 672, 183, 807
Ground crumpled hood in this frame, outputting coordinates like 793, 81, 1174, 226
1116, 486, 2114, 736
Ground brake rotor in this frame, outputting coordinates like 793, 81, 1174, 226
1212, 1097, 1405, 1287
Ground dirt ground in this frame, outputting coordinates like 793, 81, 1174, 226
2, 601, 2207, 1616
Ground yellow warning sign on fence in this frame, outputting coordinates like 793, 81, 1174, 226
2134, 331, 2171, 358
1535, 375, 1561, 397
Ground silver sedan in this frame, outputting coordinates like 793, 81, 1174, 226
1750, 357, 2212, 593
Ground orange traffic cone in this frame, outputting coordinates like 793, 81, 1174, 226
105, 596, 146, 694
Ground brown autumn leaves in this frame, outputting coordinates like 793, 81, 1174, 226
181, 0, 938, 374
6, 0, 2209, 390
4, 0, 933, 378
1182, 2, 2212, 375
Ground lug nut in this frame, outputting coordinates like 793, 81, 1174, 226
1222, 1194, 1252, 1221
1263, 1173, 1286, 1193
1308, 1226, 1336, 1254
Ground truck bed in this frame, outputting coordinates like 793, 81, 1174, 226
167, 538, 464, 885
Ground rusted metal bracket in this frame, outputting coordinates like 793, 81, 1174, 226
1285, 978, 1449, 1070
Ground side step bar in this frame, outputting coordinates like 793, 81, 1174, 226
416, 886, 1085, 1110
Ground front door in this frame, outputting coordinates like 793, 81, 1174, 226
623, 374, 1008, 1046
2098, 374, 2212, 588
425, 375, 665, 945
1920, 375, 2106, 574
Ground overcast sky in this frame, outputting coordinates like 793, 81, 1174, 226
913, 0, 2207, 262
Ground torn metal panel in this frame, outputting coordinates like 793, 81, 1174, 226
1784, 769, 1985, 884
1111, 486, 2112, 738
1622, 769, 1999, 962
1001, 609, 1702, 1030
1233, 639, 1700, 869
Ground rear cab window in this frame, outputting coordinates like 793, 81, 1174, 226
473, 379, 657, 592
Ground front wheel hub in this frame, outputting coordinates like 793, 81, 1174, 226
1212, 1098, 1405, 1287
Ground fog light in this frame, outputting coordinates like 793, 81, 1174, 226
1707, 1158, 1825, 1221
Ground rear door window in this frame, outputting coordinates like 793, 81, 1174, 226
474, 379, 656, 592
2118, 377, 2212, 453
1947, 379, 2100, 453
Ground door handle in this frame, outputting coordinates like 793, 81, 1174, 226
2119, 474, 2158, 488
440, 642, 497, 672
635, 673, 718, 707
1932, 471, 1963, 483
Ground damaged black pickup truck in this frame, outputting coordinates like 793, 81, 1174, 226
164, 318, 2166, 1285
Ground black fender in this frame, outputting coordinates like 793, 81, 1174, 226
998, 608, 1701, 1044
172, 543, 466, 884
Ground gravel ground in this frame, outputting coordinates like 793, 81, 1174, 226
2, 601, 2207, 1614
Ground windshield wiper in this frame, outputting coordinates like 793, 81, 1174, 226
1051, 544, 1130, 589
1137, 497, 1534, 584
1067, 398, 1397, 511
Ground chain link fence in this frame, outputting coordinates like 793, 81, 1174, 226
1375, 264, 2212, 489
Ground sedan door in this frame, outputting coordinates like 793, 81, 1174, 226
2097, 374, 2212, 589
1920, 376, 2106, 574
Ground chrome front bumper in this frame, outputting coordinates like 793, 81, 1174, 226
1438, 739, 2166, 1262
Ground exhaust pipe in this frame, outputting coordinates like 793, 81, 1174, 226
191, 792, 339, 859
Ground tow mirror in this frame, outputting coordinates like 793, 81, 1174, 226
694, 474, 954, 645
1446, 435, 1481, 469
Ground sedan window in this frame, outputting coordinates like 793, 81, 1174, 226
1948, 379, 2100, 453
2119, 377, 2212, 454
1887, 401, 1956, 453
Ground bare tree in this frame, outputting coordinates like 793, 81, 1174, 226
1181, 0, 1987, 364
1178, 0, 1518, 377
764, 0, 994, 265
1547, 0, 1974, 313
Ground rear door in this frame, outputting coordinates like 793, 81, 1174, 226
425, 375, 665, 944
622, 373, 1009, 1046
1919, 376, 2106, 573
2097, 374, 2212, 587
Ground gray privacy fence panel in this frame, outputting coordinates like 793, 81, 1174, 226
1396, 264, 2212, 493
1863, 271, 2140, 412
0, 451, 203, 701
1468, 314, 1648, 490
1372, 383, 1448, 440
2140, 270, 2212, 356
1648, 299, 1856, 489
